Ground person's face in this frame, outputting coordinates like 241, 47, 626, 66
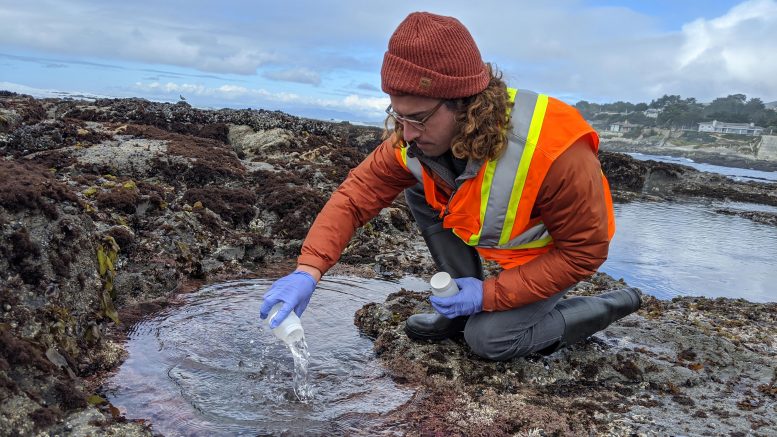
388, 95, 457, 157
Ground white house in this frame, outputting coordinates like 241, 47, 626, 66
609, 121, 640, 133
643, 108, 661, 119
698, 120, 764, 136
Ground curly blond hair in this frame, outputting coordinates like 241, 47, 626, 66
384, 64, 513, 161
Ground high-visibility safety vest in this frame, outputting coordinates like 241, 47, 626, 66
395, 88, 616, 269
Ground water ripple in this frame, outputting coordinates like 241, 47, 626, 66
104, 276, 424, 436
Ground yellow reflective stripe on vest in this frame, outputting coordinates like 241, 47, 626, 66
402, 87, 555, 252
500, 221, 551, 249
498, 94, 549, 246
461, 88, 518, 246
476, 89, 540, 246
401, 146, 424, 182
505, 87, 516, 119
400, 145, 409, 168
467, 160, 497, 245
512, 234, 553, 249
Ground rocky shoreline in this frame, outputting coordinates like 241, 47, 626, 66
353, 273, 776, 435
600, 135, 777, 173
1, 92, 775, 435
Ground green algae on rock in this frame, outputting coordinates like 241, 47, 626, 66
1, 91, 776, 435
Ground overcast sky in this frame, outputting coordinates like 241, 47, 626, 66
1, 0, 775, 122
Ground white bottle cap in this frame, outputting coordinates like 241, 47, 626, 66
430, 272, 459, 298
267, 303, 304, 344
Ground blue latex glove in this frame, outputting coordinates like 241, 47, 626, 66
259, 271, 317, 329
430, 277, 484, 319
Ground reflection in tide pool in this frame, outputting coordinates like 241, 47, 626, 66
602, 200, 777, 303
104, 277, 427, 436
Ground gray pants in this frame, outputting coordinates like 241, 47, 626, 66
464, 291, 567, 360
406, 183, 568, 361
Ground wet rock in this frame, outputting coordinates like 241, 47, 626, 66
354, 273, 777, 435
0, 160, 80, 219
714, 208, 777, 226
602, 151, 777, 206
602, 138, 777, 172
213, 245, 245, 262
228, 125, 295, 159
182, 187, 257, 226
73, 136, 171, 178
2, 92, 774, 435
0, 108, 23, 133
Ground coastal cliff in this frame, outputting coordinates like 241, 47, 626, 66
599, 128, 777, 172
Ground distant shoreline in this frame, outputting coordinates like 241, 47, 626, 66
600, 143, 777, 173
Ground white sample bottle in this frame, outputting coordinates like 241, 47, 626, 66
266, 303, 304, 344
430, 272, 460, 298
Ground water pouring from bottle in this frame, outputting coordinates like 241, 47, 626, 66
266, 302, 314, 402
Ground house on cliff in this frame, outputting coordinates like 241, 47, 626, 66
609, 121, 641, 133
698, 120, 764, 136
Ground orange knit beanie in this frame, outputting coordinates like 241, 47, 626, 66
381, 12, 489, 99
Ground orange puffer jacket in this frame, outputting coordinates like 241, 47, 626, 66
297, 136, 611, 311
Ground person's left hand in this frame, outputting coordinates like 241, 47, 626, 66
430, 277, 483, 318
259, 271, 317, 329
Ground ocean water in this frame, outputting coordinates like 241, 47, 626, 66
602, 199, 777, 303
627, 152, 777, 183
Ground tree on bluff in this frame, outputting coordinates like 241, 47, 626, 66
577, 93, 777, 131
649, 95, 684, 109
657, 97, 704, 128
703, 94, 777, 128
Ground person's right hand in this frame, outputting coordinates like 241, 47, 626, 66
259, 271, 317, 329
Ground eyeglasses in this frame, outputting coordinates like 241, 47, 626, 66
385, 100, 444, 132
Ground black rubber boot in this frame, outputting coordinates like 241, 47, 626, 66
540, 287, 642, 355
420, 223, 484, 281
404, 313, 469, 341
405, 223, 484, 341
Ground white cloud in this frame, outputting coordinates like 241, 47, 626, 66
338, 94, 389, 112
0, 1, 279, 75
0, 0, 393, 78
0, 81, 108, 99
674, 0, 777, 96
262, 68, 321, 85
2, 0, 776, 111
469, 0, 777, 103
132, 81, 389, 118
